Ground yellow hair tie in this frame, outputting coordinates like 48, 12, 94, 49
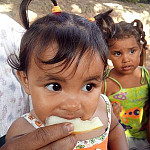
52, 6, 62, 13
88, 17, 95, 22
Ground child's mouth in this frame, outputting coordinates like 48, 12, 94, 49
122, 65, 132, 71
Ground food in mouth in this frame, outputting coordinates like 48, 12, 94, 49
45, 116, 103, 133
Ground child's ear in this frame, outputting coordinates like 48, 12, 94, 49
17, 71, 30, 95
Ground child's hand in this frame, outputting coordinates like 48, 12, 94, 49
112, 102, 122, 120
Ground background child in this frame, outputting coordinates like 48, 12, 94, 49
101, 19, 150, 149
5, 0, 128, 149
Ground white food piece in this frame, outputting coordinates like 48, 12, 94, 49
45, 116, 103, 133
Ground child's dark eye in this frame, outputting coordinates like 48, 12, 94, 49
130, 49, 135, 54
114, 51, 121, 56
46, 83, 62, 91
82, 83, 95, 91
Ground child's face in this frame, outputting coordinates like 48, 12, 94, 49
109, 36, 142, 74
18, 45, 104, 123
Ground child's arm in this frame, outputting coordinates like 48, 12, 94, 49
108, 108, 128, 150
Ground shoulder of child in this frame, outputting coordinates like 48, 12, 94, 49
101, 68, 120, 96
6, 117, 35, 141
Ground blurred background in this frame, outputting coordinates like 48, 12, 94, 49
0, 0, 150, 67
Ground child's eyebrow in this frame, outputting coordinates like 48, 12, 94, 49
112, 46, 139, 51
83, 75, 102, 82
127, 46, 139, 49
36, 75, 102, 83
110, 48, 121, 51
37, 75, 66, 82
112, 50, 121, 52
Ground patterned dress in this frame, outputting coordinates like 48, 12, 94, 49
104, 66, 150, 139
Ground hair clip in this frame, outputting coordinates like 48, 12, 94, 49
88, 17, 95, 22
52, 6, 62, 13
140, 41, 144, 45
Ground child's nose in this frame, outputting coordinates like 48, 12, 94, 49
122, 54, 130, 63
60, 94, 81, 112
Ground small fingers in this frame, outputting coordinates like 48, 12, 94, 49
112, 103, 122, 112
112, 103, 122, 120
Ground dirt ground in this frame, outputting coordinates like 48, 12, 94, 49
0, 0, 150, 68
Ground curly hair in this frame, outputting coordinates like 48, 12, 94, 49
108, 19, 147, 49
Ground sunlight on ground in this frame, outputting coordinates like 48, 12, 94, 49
28, 10, 38, 22
71, 4, 82, 14
0, 2, 149, 45
0, 4, 37, 22
94, 3, 103, 12
0, 4, 13, 12
93, 2, 150, 45
103, 2, 124, 10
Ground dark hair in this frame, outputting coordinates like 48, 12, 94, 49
94, 9, 115, 43
107, 19, 147, 49
8, 0, 113, 74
